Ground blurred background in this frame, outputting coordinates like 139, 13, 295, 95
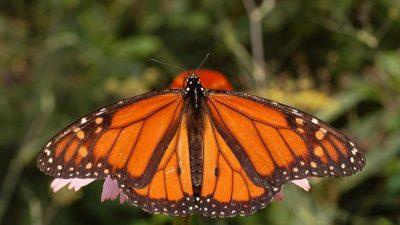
1, 0, 399, 225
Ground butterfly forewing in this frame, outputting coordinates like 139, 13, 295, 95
206, 90, 365, 188
37, 90, 185, 189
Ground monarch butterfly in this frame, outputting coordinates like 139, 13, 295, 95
37, 69, 365, 218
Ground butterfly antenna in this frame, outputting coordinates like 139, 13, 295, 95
149, 58, 186, 72
194, 53, 210, 73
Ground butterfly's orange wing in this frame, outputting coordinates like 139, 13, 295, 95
205, 90, 365, 190
122, 114, 195, 216
37, 90, 187, 190
197, 113, 276, 217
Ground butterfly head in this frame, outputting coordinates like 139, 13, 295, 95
185, 73, 205, 95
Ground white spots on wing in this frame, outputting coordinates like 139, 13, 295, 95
320, 127, 327, 134
310, 161, 317, 168
272, 102, 278, 105
95, 117, 103, 124
95, 127, 103, 134
48, 158, 53, 163
186, 87, 190, 92
85, 163, 92, 169
76, 130, 85, 140
341, 164, 346, 169
350, 157, 355, 163
118, 101, 123, 104
311, 118, 319, 124
44, 149, 51, 156
295, 118, 304, 125
46, 141, 52, 147
57, 165, 62, 170
350, 141, 355, 147
293, 167, 299, 172
81, 117, 87, 124
292, 109, 302, 116
96, 108, 106, 115
315, 131, 325, 140
104, 169, 109, 174
97, 162, 102, 168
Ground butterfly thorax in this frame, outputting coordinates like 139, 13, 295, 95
184, 74, 206, 191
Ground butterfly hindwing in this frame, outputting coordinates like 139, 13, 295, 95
37, 90, 185, 189
205, 90, 365, 188
197, 113, 277, 217
122, 115, 195, 216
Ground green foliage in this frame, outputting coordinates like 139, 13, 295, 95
0, 0, 399, 225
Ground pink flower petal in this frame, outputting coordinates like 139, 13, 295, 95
50, 178, 95, 192
101, 176, 125, 203
274, 191, 284, 201
51, 179, 70, 192
50, 177, 127, 204
119, 192, 127, 204
68, 178, 96, 191
291, 178, 310, 191
273, 179, 310, 201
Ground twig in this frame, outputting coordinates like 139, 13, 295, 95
242, 0, 276, 87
